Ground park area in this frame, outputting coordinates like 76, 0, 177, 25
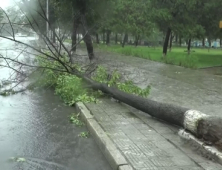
96, 44, 222, 69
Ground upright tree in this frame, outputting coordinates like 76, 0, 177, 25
151, 0, 199, 56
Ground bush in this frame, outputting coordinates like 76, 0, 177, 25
36, 54, 97, 105
36, 55, 151, 105
55, 74, 97, 106
92, 66, 151, 97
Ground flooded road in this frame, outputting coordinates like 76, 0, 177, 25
0, 38, 112, 170
92, 49, 222, 117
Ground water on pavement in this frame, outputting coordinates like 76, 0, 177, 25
0, 37, 111, 170
71, 46, 222, 117
93, 49, 222, 117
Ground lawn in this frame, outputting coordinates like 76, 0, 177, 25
95, 44, 222, 68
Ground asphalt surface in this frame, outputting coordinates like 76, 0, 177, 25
0, 37, 112, 170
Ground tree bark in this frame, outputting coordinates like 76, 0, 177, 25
96, 33, 99, 44
163, 27, 171, 57
187, 38, 191, 54
122, 33, 128, 48
106, 30, 111, 45
75, 72, 222, 150
197, 117, 222, 147
80, 15, 95, 61
71, 15, 81, 52
135, 35, 140, 47
80, 75, 188, 127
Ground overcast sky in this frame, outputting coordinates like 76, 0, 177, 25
0, 0, 16, 9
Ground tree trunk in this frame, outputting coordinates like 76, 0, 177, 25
96, 33, 99, 44
163, 28, 171, 57
71, 16, 81, 52
74, 73, 222, 150
220, 39, 222, 47
187, 38, 191, 54
202, 38, 205, 47
80, 15, 95, 61
79, 74, 188, 127
135, 35, 140, 47
115, 33, 118, 44
106, 30, 111, 45
122, 33, 128, 48
52, 28, 56, 43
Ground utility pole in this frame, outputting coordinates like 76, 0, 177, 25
46, 0, 49, 38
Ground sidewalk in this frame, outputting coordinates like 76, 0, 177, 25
84, 98, 222, 170
64, 45, 222, 169
72, 47, 222, 117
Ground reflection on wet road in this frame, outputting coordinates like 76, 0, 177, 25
94, 49, 222, 117
0, 37, 111, 170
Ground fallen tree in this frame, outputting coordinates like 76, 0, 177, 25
75, 72, 222, 150
1, 2, 222, 152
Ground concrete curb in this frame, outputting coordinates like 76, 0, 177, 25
179, 129, 222, 165
76, 102, 134, 170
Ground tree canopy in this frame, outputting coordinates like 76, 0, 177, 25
2, 0, 222, 55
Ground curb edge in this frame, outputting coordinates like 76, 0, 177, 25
179, 129, 222, 165
76, 102, 134, 170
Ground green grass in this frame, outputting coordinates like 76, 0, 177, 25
95, 44, 222, 68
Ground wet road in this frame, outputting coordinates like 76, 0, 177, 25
76, 47, 222, 117
0, 38, 112, 170
95, 50, 222, 117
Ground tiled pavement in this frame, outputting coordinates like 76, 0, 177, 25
62, 44, 222, 169
85, 98, 222, 170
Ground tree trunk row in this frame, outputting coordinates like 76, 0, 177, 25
71, 13, 95, 61
122, 33, 128, 48
163, 27, 171, 57
135, 35, 140, 47
106, 30, 111, 45
96, 33, 99, 44
187, 38, 191, 54
71, 15, 81, 53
